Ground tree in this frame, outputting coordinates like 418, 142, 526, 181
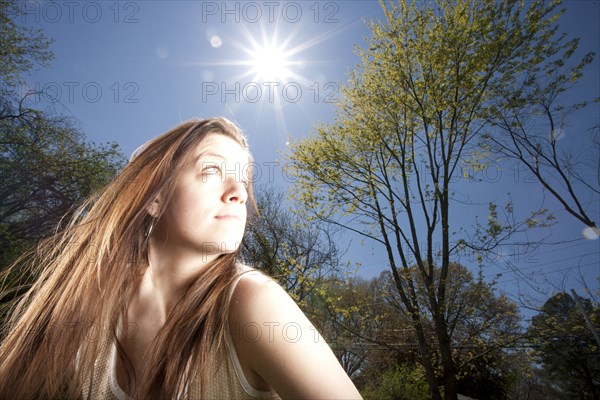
483, 19, 598, 234
378, 264, 520, 399
1, 1, 53, 121
316, 263, 522, 399
0, 114, 126, 269
0, 2, 53, 79
241, 184, 341, 305
505, 351, 566, 400
314, 264, 521, 398
362, 364, 430, 400
312, 275, 404, 384
0, 3, 126, 310
528, 292, 600, 399
286, 1, 581, 398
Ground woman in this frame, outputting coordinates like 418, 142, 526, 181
0, 118, 362, 399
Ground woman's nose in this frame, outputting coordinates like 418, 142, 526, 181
223, 177, 248, 204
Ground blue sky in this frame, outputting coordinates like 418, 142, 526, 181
12, 0, 599, 313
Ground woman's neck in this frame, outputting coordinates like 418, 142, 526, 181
142, 236, 219, 320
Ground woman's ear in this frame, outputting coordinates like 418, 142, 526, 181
147, 195, 161, 218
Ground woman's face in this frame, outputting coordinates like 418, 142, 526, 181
155, 133, 250, 257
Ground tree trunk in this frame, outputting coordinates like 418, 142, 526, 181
412, 314, 443, 400
437, 322, 458, 400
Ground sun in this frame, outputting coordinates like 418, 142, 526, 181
249, 43, 292, 81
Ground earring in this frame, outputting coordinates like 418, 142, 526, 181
146, 220, 155, 238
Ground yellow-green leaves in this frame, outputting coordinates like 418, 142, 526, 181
285, 1, 591, 398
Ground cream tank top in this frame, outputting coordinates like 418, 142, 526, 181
82, 266, 281, 400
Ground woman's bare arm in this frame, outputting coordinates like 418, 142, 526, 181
229, 272, 362, 399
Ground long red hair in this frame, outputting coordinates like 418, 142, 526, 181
0, 118, 254, 398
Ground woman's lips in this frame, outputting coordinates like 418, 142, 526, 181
215, 215, 240, 220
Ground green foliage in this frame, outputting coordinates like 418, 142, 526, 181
0, 111, 127, 328
362, 364, 430, 400
313, 264, 521, 397
242, 184, 341, 305
312, 274, 404, 381
0, 114, 126, 270
528, 292, 600, 399
285, 0, 593, 398
380, 264, 522, 396
0, 2, 54, 86
0, 3, 126, 275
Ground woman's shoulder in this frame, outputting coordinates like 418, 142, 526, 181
230, 264, 291, 315
233, 263, 272, 280
228, 264, 363, 398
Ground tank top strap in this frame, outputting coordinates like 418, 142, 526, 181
223, 264, 281, 399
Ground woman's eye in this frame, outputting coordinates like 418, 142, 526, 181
202, 164, 221, 175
